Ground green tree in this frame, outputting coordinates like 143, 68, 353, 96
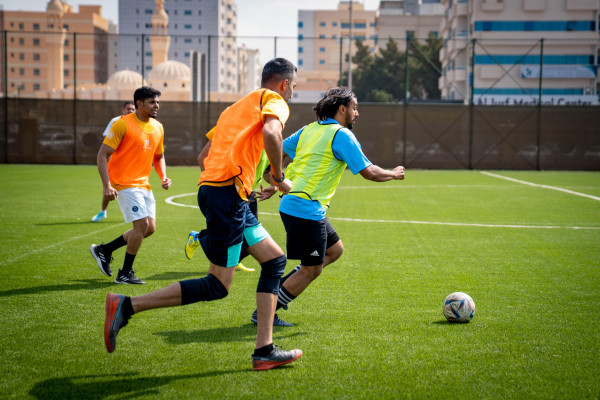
340, 35, 443, 102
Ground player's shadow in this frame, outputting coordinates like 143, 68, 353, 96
154, 325, 306, 345
29, 370, 248, 400
0, 279, 113, 298
144, 271, 207, 281
34, 221, 124, 226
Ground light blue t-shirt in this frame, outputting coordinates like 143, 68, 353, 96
280, 118, 372, 221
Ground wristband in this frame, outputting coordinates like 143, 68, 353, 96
272, 172, 285, 183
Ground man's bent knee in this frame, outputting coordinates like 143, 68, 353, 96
179, 274, 228, 305
257, 255, 287, 294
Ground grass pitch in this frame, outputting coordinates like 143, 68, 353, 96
0, 164, 599, 399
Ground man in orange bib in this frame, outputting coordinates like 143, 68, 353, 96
90, 86, 172, 284
102, 59, 303, 371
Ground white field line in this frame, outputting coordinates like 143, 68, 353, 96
480, 171, 600, 202
165, 193, 600, 231
0, 222, 127, 267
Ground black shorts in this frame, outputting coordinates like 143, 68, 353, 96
280, 211, 340, 266
197, 185, 269, 267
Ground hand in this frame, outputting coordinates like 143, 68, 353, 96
161, 177, 172, 190
103, 184, 118, 201
275, 178, 293, 195
393, 166, 405, 180
256, 185, 277, 201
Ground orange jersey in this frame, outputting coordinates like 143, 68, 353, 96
103, 112, 165, 191
200, 89, 289, 198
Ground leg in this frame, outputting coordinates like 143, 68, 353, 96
101, 196, 110, 212
247, 236, 285, 348
123, 217, 152, 255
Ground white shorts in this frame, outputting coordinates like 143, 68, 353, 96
116, 187, 156, 223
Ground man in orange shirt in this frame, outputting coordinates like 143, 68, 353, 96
90, 86, 172, 284
102, 58, 302, 371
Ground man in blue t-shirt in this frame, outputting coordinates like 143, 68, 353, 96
251, 87, 405, 326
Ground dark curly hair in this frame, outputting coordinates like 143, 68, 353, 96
313, 87, 356, 121
133, 86, 161, 108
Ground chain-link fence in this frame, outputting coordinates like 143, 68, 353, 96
0, 31, 599, 169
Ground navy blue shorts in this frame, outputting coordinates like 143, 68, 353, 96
280, 212, 340, 266
197, 185, 270, 267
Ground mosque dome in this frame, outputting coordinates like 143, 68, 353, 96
46, 0, 63, 16
150, 60, 190, 80
107, 69, 146, 87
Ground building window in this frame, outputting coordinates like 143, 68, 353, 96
33, 23, 39, 30
33, 53, 40, 61
184, 38, 192, 43
145, 9, 153, 14
320, 22, 326, 27
298, 21, 303, 28
19, 68, 25, 75
64, 39, 69, 46
19, 38, 24, 45
33, 38, 40, 46
19, 53, 24, 60
63, 24, 69, 30
145, 52, 152, 56
333, 22, 338, 27
298, 59, 303, 66
354, 23, 366, 29
34, 69, 40, 76
298, 34, 303, 40
33, 84, 40, 91
298, 47, 303, 53
185, 52, 190, 57
19, 23, 24, 29
145, 23, 152, 28
319, 47, 325, 52
64, 69, 69, 76
184, 10, 192, 15
319, 59, 325, 65
185, 24, 192, 29
319, 34, 325, 39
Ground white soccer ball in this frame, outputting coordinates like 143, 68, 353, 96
443, 292, 475, 323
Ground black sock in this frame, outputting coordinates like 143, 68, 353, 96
122, 296, 135, 318
281, 264, 301, 285
276, 286, 296, 310
253, 343, 274, 357
122, 252, 136, 274
103, 235, 127, 254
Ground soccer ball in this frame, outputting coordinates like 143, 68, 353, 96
443, 292, 475, 323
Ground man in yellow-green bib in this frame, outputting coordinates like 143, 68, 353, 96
252, 87, 406, 326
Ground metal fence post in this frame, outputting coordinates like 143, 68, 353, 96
4, 30, 8, 163
141, 33, 145, 82
73, 32, 77, 164
536, 38, 544, 171
468, 38, 476, 169
404, 34, 409, 103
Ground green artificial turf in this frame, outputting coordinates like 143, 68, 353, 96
0, 165, 598, 399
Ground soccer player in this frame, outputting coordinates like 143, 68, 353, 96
185, 127, 271, 272
103, 58, 302, 371
251, 87, 405, 326
91, 101, 136, 222
90, 86, 172, 284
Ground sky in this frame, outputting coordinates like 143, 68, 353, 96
0, 0, 381, 64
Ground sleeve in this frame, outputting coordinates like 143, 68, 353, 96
260, 91, 290, 128
206, 126, 216, 141
102, 117, 127, 149
102, 116, 119, 137
155, 123, 165, 154
282, 127, 304, 159
331, 128, 372, 174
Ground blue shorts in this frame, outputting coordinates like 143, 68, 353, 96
197, 185, 270, 267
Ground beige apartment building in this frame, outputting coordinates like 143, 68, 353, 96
0, 0, 109, 98
439, 0, 599, 105
296, 1, 377, 102
377, 0, 444, 51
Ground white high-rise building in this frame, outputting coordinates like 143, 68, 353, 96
118, 0, 238, 95
439, 0, 599, 105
